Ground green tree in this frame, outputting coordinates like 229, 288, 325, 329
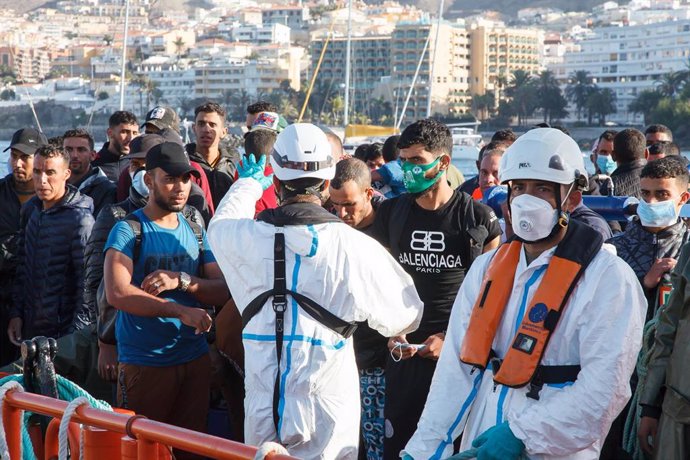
97, 91, 109, 100
0, 89, 16, 100
628, 89, 664, 125
565, 70, 595, 121
471, 93, 495, 121
586, 88, 617, 125
330, 95, 344, 125
173, 37, 185, 59
536, 70, 568, 123
505, 70, 538, 126
655, 71, 685, 98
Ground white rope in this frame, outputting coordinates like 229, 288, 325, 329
253, 441, 289, 460
0, 380, 24, 460
58, 396, 90, 460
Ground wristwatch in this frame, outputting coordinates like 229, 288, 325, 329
178, 272, 191, 292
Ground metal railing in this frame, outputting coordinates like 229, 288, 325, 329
1, 389, 297, 460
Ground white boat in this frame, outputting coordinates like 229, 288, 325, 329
449, 122, 483, 160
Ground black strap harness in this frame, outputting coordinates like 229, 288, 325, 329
241, 203, 358, 433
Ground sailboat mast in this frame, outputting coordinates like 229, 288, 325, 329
426, 0, 444, 117
344, 0, 353, 126
119, 0, 131, 110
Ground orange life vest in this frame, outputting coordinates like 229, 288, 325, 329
460, 220, 603, 390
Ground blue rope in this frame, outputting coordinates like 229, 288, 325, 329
0, 374, 111, 460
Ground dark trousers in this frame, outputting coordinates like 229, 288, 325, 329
0, 301, 18, 367
118, 353, 211, 460
383, 356, 437, 460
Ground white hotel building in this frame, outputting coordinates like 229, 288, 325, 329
550, 19, 690, 123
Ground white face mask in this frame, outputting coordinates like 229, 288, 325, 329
510, 194, 558, 242
132, 170, 149, 198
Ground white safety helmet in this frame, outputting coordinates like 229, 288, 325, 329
500, 128, 588, 188
270, 123, 336, 181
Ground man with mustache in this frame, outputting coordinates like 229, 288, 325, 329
0, 128, 47, 365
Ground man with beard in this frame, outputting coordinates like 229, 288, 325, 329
64, 128, 116, 217
187, 102, 240, 209
103, 142, 229, 459
369, 118, 501, 459
93, 111, 140, 182
0, 128, 47, 365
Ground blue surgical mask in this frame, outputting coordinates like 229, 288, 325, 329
637, 199, 678, 227
596, 155, 617, 175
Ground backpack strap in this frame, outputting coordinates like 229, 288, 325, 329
388, 194, 413, 257
123, 213, 143, 261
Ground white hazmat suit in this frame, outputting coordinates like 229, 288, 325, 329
208, 179, 424, 459
404, 243, 645, 460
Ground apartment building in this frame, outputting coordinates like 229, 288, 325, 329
390, 20, 471, 124
468, 21, 544, 97
311, 34, 391, 105
550, 19, 690, 122
193, 56, 296, 99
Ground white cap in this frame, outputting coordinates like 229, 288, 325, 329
500, 128, 588, 187
270, 123, 335, 181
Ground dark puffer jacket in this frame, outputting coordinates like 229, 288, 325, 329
10, 185, 95, 339
92, 143, 128, 183
604, 159, 646, 198
187, 143, 240, 209
76, 187, 205, 329
0, 174, 24, 302
73, 167, 116, 217
607, 218, 687, 320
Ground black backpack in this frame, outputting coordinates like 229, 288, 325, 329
96, 211, 204, 345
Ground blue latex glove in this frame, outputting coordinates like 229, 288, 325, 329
238, 154, 273, 191
472, 422, 525, 460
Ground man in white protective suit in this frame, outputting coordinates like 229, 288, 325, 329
403, 128, 645, 460
208, 123, 424, 459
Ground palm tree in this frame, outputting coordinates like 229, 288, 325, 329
330, 95, 344, 125
471, 93, 495, 120
628, 89, 664, 125
586, 88, 617, 125
565, 70, 595, 121
506, 70, 538, 126
131, 75, 158, 114
173, 37, 185, 59
655, 71, 685, 98
537, 70, 568, 123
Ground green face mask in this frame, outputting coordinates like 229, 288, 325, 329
401, 157, 444, 194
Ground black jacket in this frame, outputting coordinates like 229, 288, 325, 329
457, 175, 479, 196
187, 143, 240, 209
73, 167, 117, 217
570, 203, 612, 241
607, 219, 687, 320
92, 143, 128, 183
606, 159, 646, 198
10, 185, 95, 338
0, 174, 25, 303
77, 187, 205, 329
